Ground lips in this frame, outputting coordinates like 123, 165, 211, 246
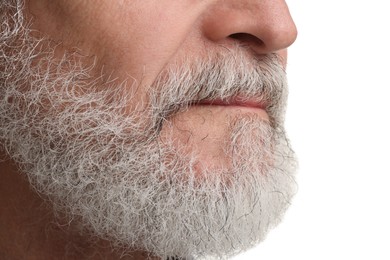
197, 96, 267, 110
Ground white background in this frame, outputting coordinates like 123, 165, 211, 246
234, 0, 390, 259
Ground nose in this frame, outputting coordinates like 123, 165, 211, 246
202, 0, 297, 54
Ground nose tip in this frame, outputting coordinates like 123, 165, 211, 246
248, 18, 298, 53
202, 0, 297, 54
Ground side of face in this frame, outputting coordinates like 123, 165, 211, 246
0, 0, 298, 258
25, 0, 296, 166
27, 0, 296, 83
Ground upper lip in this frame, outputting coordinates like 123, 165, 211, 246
196, 96, 267, 110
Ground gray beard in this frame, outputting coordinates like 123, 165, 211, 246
0, 1, 297, 259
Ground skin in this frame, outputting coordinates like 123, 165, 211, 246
0, 0, 297, 258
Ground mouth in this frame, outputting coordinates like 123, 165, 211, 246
194, 96, 269, 120
197, 96, 267, 110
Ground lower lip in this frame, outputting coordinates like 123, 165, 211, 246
195, 102, 269, 120
197, 99, 266, 110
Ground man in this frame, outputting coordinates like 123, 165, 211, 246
0, 0, 298, 259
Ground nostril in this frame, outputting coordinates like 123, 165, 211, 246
229, 33, 264, 46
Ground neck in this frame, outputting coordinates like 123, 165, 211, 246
0, 154, 155, 260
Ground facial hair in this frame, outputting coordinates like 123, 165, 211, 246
0, 1, 297, 259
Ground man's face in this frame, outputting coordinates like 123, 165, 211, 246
0, 0, 297, 258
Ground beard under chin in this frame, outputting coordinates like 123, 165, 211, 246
0, 3, 297, 259
4, 106, 296, 259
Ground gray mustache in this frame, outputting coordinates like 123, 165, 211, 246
148, 52, 287, 127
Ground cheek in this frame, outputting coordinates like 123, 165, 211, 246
92, 6, 201, 85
